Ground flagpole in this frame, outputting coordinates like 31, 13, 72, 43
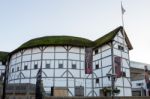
121, 1, 125, 96
121, 1, 125, 36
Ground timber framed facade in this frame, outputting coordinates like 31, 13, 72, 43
0, 26, 134, 96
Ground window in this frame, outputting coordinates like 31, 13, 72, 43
12, 68, 14, 73
136, 83, 143, 86
96, 64, 99, 69
17, 67, 19, 71
72, 64, 76, 69
46, 64, 50, 69
58, 64, 63, 68
96, 78, 99, 83
34, 64, 38, 69
118, 45, 124, 51
95, 49, 98, 54
122, 71, 126, 77
24, 65, 28, 70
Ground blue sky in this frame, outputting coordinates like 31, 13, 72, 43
0, 0, 150, 64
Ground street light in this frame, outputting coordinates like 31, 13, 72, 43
106, 73, 116, 98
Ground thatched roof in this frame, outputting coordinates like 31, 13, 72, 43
94, 26, 133, 50
12, 36, 93, 53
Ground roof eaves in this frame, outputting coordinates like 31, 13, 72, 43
94, 26, 122, 49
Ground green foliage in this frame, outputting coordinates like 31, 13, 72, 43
0, 51, 9, 62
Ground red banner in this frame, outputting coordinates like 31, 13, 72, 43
114, 56, 122, 78
85, 48, 93, 74
144, 66, 150, 89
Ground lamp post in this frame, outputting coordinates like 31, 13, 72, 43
106, 73, 116, 98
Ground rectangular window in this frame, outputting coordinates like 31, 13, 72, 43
24, 65, 28, 70
118, 45, 124, 51
96, 64, 99, 69
95, 49, 98, 55
34, 64, 38, 69
136, 83, 143, 86
72, 64, 76, 69
17, 67, 19, 71
96, 78, 99, 83
46, 64, 50, 69
58, 64, 63, 68
12, 68, 14, 73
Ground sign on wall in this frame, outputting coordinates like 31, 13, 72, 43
85, 48, 93, 74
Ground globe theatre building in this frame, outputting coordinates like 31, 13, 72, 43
6, 26, 133, 96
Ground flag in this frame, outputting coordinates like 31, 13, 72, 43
121, 2, 126, 14
35, 67, 43, 99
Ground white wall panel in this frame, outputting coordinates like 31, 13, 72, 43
69, 47, 79, 53
68, 53, 79, 60
80, 55, 85, 61
125, 69, 130, 77
22, 70, 30, 78
117, 87, 124, 96
113, 49, 121, 56
55, 69, 66, 77
102, 49, 111, 58
81, 70, 85, 78
32, 53, 41, 60
43, 78, 53, 87
32, 48, 41, 53
43, 69, 53, 77
44, 47, 54, 52
16, 52, 21, 57
11, 54, 17, 59
122, 52, 129, 59
16, 57, 21, 63
102, 57, 111, 67
94, 69, 101, 77
22, 55, 31, 61
103, 77, 111, 86
55, 53, 67, 59
118, 31, 123, 38
102, 66, 112, 76
80, 48, 85, 54
124, 88, 132, 96
124, 78, 131, 87
31, 70, 38, 77
55, 47, 66, 52
93, 54, 100, 61
69, 70, 79, 77
75, 79, 84, 86
30, 78, 36, 84
116, 78, 123, 86
94, 88, 99, 96
55, 78, 66, 86
122, 59, 129, 68
43, 53, 54, 59
24, 49, 32, 55
68, 78, 75, 87
102, 45, 110, 51
21, 79, 29, 83
85, 79, 92, 87
69, 88, 74, 96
